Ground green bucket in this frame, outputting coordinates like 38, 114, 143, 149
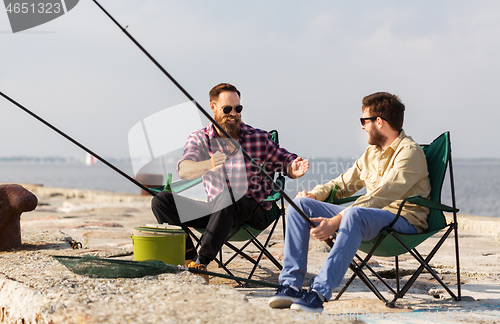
131, 225, 186, 266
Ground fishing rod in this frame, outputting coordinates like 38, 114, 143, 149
91, 0, 332, 246
2, 64, 380, 298
0, 91, 156, 196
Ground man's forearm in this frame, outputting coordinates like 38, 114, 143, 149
178, 160, 212, 180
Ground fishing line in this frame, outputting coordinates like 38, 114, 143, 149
0, 91, 156, 196
91, 0, 330, 245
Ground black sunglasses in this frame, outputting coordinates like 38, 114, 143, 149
223, 105, 243, 114
360, 116, 385, 126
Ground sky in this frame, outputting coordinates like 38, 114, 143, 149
1, 0, 500, 163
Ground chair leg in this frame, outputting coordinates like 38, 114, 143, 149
347, 259, 389, 305
390, 226, 459, 303
210, 255, 244, 286
448, 149, 461, 301
224, 241, 261, 266
223, 240, 254, 266
414, 248, 458, 298
354, 254, 397, 295
247, 241, 267, 281
335, 252, 398, 301
334, 232, 393, 303
187, 209, 285, 285
245, 219, 283, 280
396, 255, 400, 294
281, 209, 286, 239
334, 272, 356, 300
184, 228, 245, 285
185, 227, 202, 251
453, 220, 462, 301
245, 229, 282, 269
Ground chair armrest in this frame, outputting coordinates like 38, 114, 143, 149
262, 191, 280, 203
327, 193, 458, 212
149, 178, 203, 194
323, 184, 360, 205
388, 195, 459, 228
405, 195, 459, 213
170, 178, 203, 193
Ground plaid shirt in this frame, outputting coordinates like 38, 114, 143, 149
178, 123, 297, 209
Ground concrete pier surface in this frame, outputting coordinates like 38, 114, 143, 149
1, 184, 499, 323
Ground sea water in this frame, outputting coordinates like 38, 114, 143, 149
0, 158, 498, 218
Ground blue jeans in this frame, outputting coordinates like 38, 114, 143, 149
279, 197, 417, 301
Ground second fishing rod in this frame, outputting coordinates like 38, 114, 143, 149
91, 0, 334, 248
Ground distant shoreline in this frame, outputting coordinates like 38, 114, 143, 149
7, 183, 499, 221
2, 159, 498, 218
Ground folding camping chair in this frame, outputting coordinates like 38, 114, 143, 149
325, 132, 461, 307
154, 130, 286, 285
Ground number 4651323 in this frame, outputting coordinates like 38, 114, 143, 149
5, 2, 62, 14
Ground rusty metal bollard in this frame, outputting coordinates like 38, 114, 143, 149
0, 184, 38, 251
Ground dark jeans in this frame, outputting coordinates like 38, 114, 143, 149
151, 191, 269, 263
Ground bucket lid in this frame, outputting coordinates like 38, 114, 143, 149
133, 224, 185, 234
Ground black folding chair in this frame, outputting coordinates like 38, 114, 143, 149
157, 130, 286, 285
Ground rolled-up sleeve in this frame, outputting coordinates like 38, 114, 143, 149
310, 156, 364, 202
264, 133, 297, 177
176, 130, 208, 171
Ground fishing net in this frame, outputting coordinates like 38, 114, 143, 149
52, 255, 279, 287
52, 255, 179, 278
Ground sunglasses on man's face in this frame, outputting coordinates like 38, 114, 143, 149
222, 105, 243, 114
360, 116, 386, 126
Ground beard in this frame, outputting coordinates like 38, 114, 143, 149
367, 127, 387, 147
215, 113, 242, 138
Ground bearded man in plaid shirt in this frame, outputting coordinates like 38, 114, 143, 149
152, 83, 309, 279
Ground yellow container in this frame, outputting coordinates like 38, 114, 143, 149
131, 225, 186, 265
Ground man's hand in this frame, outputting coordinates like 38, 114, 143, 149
295, 191, 316, 199
210, 151, 227, 170
288, 157, 309, 179
310, 215, 342, 242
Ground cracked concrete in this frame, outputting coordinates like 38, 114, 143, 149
0, 184, 499, 323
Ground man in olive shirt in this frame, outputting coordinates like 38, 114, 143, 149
268, 92, 431, 313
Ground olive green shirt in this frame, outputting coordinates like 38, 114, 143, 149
310, 130, 431, 233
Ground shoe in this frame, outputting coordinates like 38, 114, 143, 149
268, 285, 304, 309
186, 261, 209, 283
290, 290, 324, 313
